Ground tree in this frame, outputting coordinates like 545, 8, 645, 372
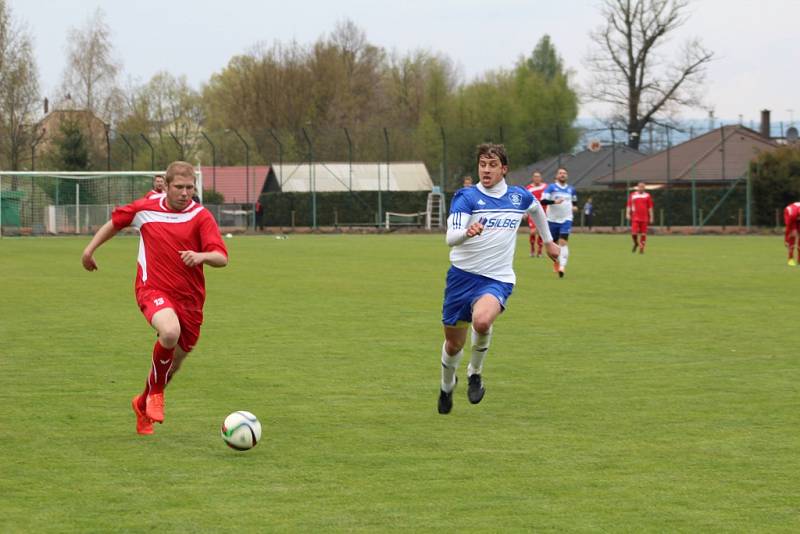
59, 8, 123, 123
0, 0, 40, 170
585, 0, 713, 149
55, 118, 90, 171
525, 35, 563, 81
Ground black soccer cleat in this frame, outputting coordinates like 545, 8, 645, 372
467, 374, 485, 404
558, 270, 565, 278
438, 388, 454, 414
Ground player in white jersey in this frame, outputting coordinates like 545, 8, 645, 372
541, 168, 577, 278
437, 143, 559, 414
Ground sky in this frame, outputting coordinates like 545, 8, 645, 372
10, 0, 800, 126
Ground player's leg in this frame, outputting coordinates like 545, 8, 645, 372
439, 325, 467, 414
529, 228, 537, 256
439, 267, 473, 414
639, 223, 648, 254
631, 222, 639, 252
141, 308, 181, 422
548, 221, 561, 273
536, 234, 544, 256
785, 224, 796, 265
467, 294, 503, 404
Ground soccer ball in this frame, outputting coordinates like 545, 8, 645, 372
221, 411, 262, 451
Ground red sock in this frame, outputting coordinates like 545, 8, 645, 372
529, 232, 536, 253
640, 235, 647, 249
537, 236, 543, 255
145, 341, 175, 395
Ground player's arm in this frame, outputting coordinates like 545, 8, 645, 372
446, 212, 485, 246
179, 250, 228, 268
625, 197, 632, 220
81, 220, 120, 271
527, 203, 559, 261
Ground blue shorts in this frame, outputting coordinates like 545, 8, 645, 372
548, 220, 573, 241
442, 266, 514, 326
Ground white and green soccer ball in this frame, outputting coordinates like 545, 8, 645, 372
221, 411, 262, 451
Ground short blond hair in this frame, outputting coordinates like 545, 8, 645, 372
165, 161, 195, 185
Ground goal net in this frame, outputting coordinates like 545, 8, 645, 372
0, 170, 203, 236
385, 211, 427, 230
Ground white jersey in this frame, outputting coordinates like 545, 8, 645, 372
447, 180, 546, 284
542, 182, 577, 223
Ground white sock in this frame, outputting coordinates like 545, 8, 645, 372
468, 326, 492, 376
559, 244, 569, 268
441, 342, 463, 393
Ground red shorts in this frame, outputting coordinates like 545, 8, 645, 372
631, 220, 649, 234
136, 288, 203, 352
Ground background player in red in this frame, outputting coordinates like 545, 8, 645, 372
81, 161, 228, 435
626, 182, 654, 254
525, 170, 547, 256
783, 201, 800, 266
145, 174, 165, 199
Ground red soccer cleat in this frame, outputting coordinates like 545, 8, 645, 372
131, 395, 154, 435
145, 391, 165, 423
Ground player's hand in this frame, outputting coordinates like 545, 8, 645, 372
544, 242, 560, 262
466, 217, 487, 238
179, 250, 204, 267
81, 251, 98, 271
554, 198, 565, 204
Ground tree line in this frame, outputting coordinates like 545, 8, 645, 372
0, 1, 713, 192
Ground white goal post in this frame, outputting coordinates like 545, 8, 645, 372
0, 170, 203, 236
385, 211, 428, 230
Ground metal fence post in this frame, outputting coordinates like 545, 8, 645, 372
301, 128, 315, 229
200, 131, 217, 192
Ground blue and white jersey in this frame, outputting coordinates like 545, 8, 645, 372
542, 182, 577, 223
448, 180, 542, 284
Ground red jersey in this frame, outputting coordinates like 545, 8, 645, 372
525, 182, 547, 201
111, 196, 227, 309
785, 202, 800, 225
627, 192, 654, 222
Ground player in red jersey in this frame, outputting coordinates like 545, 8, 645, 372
525, 170, 548, 257
145, 174, 165, 199
784, 201, 800, 266
626, 182, 654, 254
81, 161, 228, 435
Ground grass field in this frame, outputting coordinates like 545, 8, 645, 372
1, 233, 798, 532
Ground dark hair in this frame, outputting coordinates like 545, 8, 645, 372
476, 143, 508, 167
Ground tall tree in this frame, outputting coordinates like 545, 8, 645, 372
585, 0, 713, 149
0, 0, 39, 170
59, 8, 122, 123
525, 35, 563, 81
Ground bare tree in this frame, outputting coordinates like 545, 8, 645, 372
59, 8, 122, 123
585, 0, 713, 149
0, 0, 39, 170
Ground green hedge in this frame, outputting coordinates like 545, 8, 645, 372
258, 185, 756, 227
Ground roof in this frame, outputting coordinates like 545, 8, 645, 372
200, 166, 270, 203
507, 145, 646, 189
274, 162, 433, 192
594, 125, 778, 185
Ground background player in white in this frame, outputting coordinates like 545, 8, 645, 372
438, 143, 559, 414
541, 168, 577, 278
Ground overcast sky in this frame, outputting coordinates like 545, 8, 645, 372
10, 0, 800, 126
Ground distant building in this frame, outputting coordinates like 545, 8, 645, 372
594, 125, 777, 188
34, 108, 108, 158
199, 162, 433, 204
506, 145, 646, 189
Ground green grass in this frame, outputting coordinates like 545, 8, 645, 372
1, 233, 798, 532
